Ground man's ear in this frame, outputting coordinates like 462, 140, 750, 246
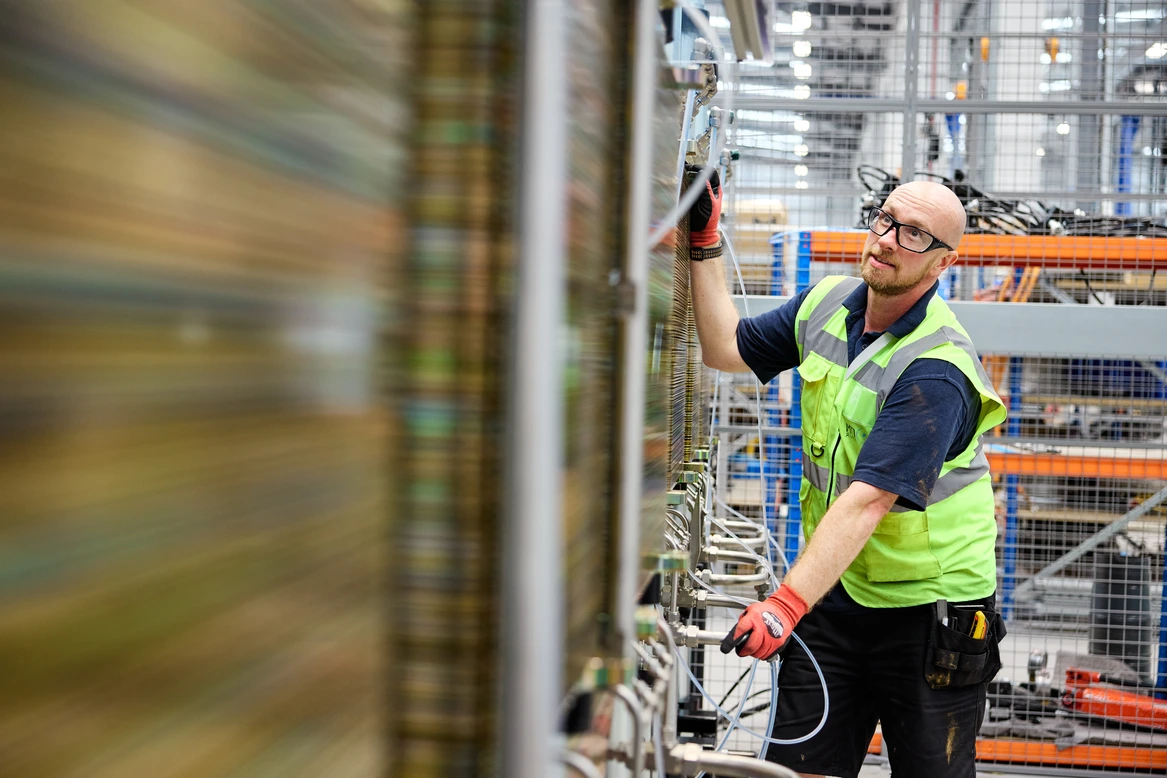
936, 251, 959, 274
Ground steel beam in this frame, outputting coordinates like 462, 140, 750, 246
724, 96, 1167, 116
732, 295, 1167, 358
502, 0, 568, 775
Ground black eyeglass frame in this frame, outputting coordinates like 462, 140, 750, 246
866, 207, 953, 254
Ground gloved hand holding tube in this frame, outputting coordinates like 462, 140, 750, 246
719, 584, 809, 661
685, 163, 722, 249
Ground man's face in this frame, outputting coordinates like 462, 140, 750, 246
861, 193, 953, 296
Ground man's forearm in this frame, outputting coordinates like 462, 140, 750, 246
782, 481, 897, 605
690, 254, 749, 372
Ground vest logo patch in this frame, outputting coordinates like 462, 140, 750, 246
845, 424, 856, 439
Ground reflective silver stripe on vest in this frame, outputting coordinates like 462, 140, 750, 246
941, 327, 1001, 402
808, 333, 848, 367
825, 441, 990, 509
844, 325, 993, 409
803, 458, 852, 499
929, 441, 991, 504
803, 458, 831, 492
799, 277, 862, 362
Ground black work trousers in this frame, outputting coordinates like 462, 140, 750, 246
763, 595, 990, 778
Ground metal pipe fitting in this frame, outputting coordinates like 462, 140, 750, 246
677, 588, 748, 610
610, 684, 643, 778
708, 570, 771, 585
674, 624, 732, 648
659, 743, 802, 778
719, 519, 765, 532
632, 641, 668, 682
703, 546, 765, 565
710, 532, 766, 549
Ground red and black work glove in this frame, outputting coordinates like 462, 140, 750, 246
719, 584, 809, 661
685, 163, 722, 248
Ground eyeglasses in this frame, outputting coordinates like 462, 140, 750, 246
866, 207, 952, 254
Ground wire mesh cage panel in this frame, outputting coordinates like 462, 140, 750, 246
689, 0, 1167, 771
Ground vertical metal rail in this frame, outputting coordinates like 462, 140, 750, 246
614, 0, 658, 659
1117, 116, 1141, 216
1159, 358, 1167, 697
764, 235, 784, 545
783, 233, 813, 565
501, 0, 568, 776
900, 0, 922, 180
1076, 0, 1104, 213
608, 6, 659, 773
1002, 353, 1023, 621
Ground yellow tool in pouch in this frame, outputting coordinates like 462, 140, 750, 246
970, 610, 987, 640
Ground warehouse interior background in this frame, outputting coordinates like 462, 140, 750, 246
1, 1, 1166, 777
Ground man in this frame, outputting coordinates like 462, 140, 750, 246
686, 167, 1007, 778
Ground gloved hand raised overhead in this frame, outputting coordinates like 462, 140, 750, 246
685, 163, 722, 248
720, 584, 809, 661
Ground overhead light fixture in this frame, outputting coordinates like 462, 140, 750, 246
791, 61, 812, 79
1035, 147, 1046, 157
795, 144, 809, 157
1041, 17, 1075, 32
1147, 42, 1167, 59
1118, 9, 1166, 23
1144, 146, 1154, 156
1056, 122, 1070, 135
793, 85, 811, 99
708, 15, 731, 29
794, 118, 810, 132
792, 40, 812, 58
795, 180, 809, 189
792, 11, 812, 31
794, 164, 809, 176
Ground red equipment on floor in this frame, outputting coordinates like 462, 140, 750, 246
1061, 668, 1167, 731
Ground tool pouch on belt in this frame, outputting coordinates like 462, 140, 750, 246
924, 599, 1006, 690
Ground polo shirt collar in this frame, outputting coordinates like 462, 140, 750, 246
842, 279, 940, 338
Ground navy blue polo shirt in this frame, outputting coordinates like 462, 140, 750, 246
736, 280, 982, 611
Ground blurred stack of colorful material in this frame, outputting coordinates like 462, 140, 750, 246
0, 2, 406, 776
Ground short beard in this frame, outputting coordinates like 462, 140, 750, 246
861, 250, 936, 297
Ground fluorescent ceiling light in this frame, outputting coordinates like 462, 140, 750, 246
791, 61, 812, 79
709, 15, 731, 29
1146, 42, 1167, 59
795, 180, 809, 189
792, 40, 812, 58
793, 84, 811, 99
795, 144, 809, 156
1117, 9, 1166, 23
1035, 147, 1046, 157
1041, 17, 1075, 31
1056, 122, 1070, 135
791, 11, 812, 31
794, 165, 809, 176
794, 119, 810, 132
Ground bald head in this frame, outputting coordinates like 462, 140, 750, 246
883, 180, 967, 249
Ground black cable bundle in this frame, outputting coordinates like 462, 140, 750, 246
856, 166, 1167, 238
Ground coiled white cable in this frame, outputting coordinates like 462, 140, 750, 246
675, 633, 829, 747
